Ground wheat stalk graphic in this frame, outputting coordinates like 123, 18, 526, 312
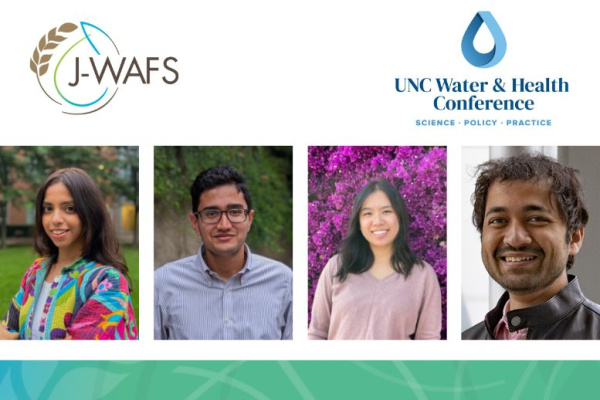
30, 22, 78, 104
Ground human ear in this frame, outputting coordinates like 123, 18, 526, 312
568, 227, 585, 255
188, 212, 201, 236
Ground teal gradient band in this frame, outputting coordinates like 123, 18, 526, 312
0, 361, 598, 398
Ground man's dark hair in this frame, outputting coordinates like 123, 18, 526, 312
472, 153, 588, 270
190, 166, 252, 212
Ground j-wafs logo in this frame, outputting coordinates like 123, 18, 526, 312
461, 11, 506, 68
30, 22, 178, 115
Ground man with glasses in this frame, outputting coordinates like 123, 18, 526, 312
154, 166, 293, 340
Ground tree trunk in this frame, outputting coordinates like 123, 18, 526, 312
0, 201, 7, 249
132, 203, 139, 247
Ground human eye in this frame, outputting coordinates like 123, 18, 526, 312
528, 216, 549, 224
203, 210, 220, 219
65, 205, 76, 213
229, 209, 244, 217
382, 209, 394, 215
42, 205, 53, 213
361, 211, 372, 217
488, 217, 507, 226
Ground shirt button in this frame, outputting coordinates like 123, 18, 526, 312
225, 318, 232, 325
510, 316, 521, 327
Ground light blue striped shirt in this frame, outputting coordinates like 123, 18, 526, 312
154, 245, 293, 340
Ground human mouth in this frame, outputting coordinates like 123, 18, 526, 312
372, 230, 388, 237
503, 256, 536, 263
498, 251, 540, 267
213, 233, 235, 241
50, 229, 69, 238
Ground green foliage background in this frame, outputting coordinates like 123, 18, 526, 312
154, 147, 293, 263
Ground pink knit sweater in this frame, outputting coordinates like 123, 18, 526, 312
308, 255, 441, 340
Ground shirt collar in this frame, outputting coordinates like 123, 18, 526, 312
486, 274, 584, 333
41, 257, 86, 274
493, 300, 529, 339
195, 244, 253, 283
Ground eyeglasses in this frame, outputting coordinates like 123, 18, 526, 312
194, 208, 249, 224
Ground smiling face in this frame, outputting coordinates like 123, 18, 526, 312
481, 180, 584, 294
41, 182, 85, 256
189, 183, 254, 262
358, 190, 400, 252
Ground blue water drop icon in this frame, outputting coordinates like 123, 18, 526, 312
461, 11, 507, 68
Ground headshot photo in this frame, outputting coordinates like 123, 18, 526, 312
154, 146, 293, 340
0, 146, 139, 340
307, 146, 446, 340
462, 146, 600, 340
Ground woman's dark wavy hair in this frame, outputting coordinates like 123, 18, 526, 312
471, 153, 588, 270
336, 179, 424, 282
34, 168, 130, 282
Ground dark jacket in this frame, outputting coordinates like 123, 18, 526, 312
462, 275, 600, 340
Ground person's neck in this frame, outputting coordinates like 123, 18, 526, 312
47, 249, 82, 282
204, 246, 247, 281
508, 272, 569, 311
371, 245, 393, 264
369, 246, 395, 277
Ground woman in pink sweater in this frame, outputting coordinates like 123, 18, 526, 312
308, 179, 441, 340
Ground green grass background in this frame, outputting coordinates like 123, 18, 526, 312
0, 245, 140, 333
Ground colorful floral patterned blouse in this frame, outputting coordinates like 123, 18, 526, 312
2, 258, 137, 340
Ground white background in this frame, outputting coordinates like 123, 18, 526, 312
1, 0, 599, 360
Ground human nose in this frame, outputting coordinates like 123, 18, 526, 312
216, 211, 233, 229
372, 213, 383, 224
50, 210, 64, 224
503, 221, 532, 247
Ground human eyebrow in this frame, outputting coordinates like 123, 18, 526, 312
199, 206, 220, 211
226, 204, 246, 210
485, 206, 507, 217
523, 204, 553, 214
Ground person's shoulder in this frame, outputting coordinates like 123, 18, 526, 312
155, 254, 198, 279
582, 298, 600, 317
462, 321, 488, 340
328, 253, 342, 265
251, 253, 291, 272
250, 253, 292, 284
20, 258, 45, 284
76, 260, 121, 277
76, 260, 128, 286
25, 258, 45, 275
319, 254, 341, 278
411, 259, 438, 278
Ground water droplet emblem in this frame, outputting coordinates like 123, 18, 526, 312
461, 11, 506, 68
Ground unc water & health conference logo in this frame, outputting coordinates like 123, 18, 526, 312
461, 11, 506, 68
30, 22, 178, 115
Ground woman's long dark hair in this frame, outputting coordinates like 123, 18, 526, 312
336, 179, 423, 282
34, 168, 131, 284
